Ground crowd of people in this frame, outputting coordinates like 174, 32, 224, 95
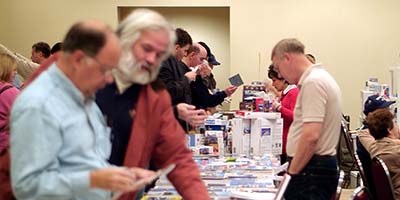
1, 7, 397, 200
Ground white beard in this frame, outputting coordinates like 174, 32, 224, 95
117, 51, 160, 85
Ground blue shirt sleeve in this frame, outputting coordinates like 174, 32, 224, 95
10, 106, 90, 199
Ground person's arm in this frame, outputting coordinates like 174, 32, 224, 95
153, 91, 210, 200
10, 107, 91, 199
288, 81, 326, 174
158, 64, 192, 103
10, 105, 149, 199
192, 76, 228, 108
357, 129, 376, 154
288, 122, 322, 174
176, 103, 207, 126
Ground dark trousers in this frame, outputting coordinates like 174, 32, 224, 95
284, 155, 338, 200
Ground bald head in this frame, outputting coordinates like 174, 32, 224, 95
182, 42, 207, 67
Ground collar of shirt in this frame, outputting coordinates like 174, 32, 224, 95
283, 84, 297, 95
297, 63, 324, 89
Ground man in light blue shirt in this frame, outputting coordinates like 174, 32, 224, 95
10, 20, 154, 200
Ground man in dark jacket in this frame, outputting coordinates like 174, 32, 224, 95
158, 28, 207, 130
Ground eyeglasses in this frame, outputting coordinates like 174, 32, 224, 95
86, 56, 115, 76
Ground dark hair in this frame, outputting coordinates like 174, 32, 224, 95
32, 42, 51, 58
175, 28, 192, 47
306, 53, 316, 64
267, 64, 289, 85
62, 22, 106, 57
50, 42, 62, 54
367, 108, 394, 139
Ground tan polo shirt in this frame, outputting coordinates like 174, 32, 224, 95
287, 64, 342, 156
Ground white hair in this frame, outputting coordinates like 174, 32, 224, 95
117, 8, 175, 60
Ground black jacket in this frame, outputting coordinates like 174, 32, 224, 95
158, 56, 192, 105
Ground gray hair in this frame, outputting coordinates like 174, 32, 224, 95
271, 38, 305, 59
116, 8, 175, 59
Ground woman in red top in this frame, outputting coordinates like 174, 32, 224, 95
267, 64, 298, 164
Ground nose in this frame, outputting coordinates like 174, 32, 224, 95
146, 52, 157, 65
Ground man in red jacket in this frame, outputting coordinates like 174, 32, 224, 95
95, 9, 210, 200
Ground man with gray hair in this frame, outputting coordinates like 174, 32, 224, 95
271, 38, 342, 199
95, 9, 210, 200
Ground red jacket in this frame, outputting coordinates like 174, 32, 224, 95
280, 86, 298, 155
119, 83, 209, 200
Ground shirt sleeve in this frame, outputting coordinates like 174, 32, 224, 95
301, 80, 327, 123
10, 107, 90, 199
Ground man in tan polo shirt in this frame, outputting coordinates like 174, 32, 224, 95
271, 38, 342, 199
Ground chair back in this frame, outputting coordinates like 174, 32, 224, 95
354, 135, 377, 199
274, 173, 291, 200
341, 120, 354, 155
371, 156, 396, 200
331, 170, 345, 200
351, 186, 371, 200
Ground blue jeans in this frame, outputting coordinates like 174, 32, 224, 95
284, 155, 338, 200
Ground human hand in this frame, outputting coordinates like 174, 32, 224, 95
90, 167, 155, 192
184, 71, 197, 82
272, 100, 281, 111
224, 86, 238, 97
197, 63, 211, 78
177, 103, 207, 126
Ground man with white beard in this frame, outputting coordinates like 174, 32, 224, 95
95, 9, 210, 200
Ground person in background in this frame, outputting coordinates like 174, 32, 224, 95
267, 64, 298, 164
198, 41, 220, 90
51, 42, 63, 55
0, 44, 39, 88
362, 108, 400, 199
0, 53, 20, 200
357, 94, 395, 198
271, 38, 342, 199
158, 28, 207, 128
185, 43, 237, 110
0, 53, 19, 152
31, 41, 50, 64
10, 20, 155, 200
95, 9, 210, 200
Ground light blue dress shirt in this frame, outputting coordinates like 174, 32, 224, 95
10, 64, 112, 200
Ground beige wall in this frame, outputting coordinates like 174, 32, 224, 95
119, 7, 230, 111
1, 0, 400, 129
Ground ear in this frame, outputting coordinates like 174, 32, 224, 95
174, 44, 180, 52
70, 50, 86, 68
188, 52, 196, 59
283, 52, 291, 61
